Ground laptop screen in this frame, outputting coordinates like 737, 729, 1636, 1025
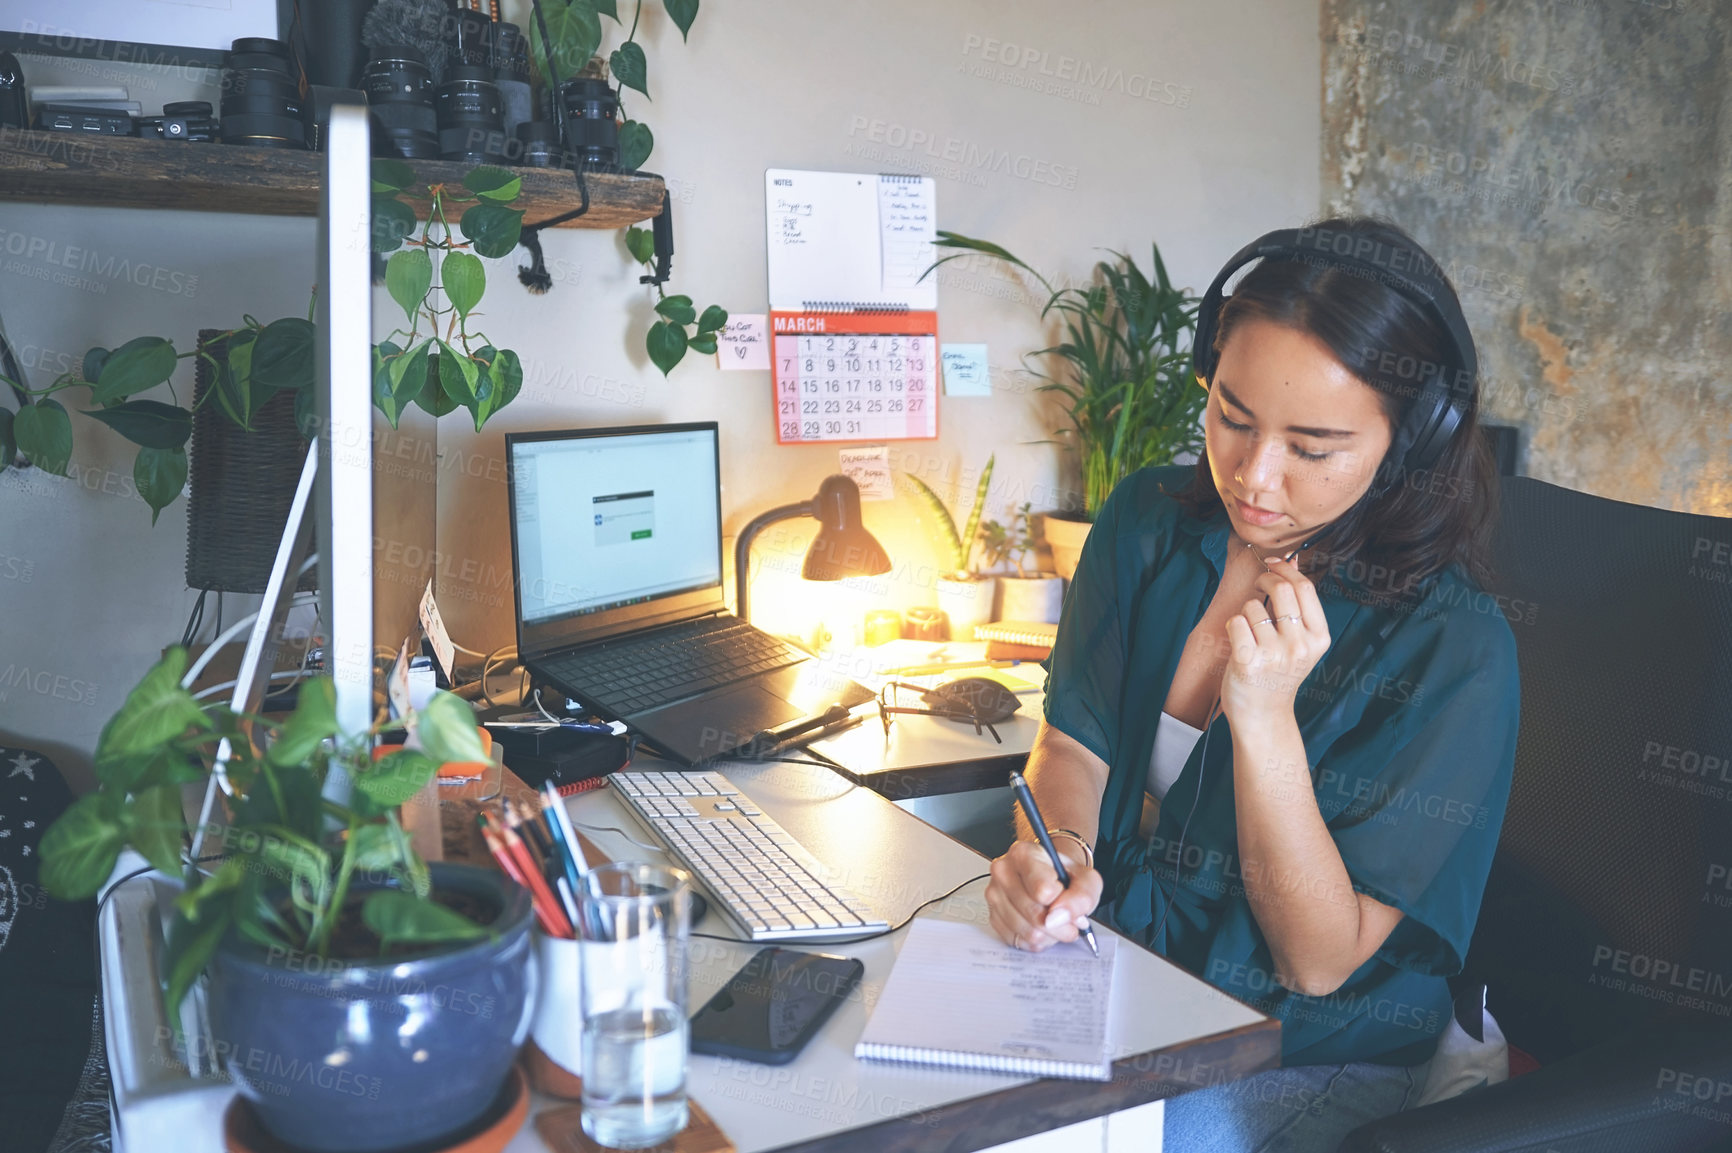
509, 425, 723, 629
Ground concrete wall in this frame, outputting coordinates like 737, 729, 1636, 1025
1321, 0, 1732, 515
0, 0, 1321, 781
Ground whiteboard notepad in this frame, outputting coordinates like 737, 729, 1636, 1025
855, 917, 1119, 1081
765, 169, 937, 311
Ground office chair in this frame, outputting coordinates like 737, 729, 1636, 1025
1342, 476, 1732, 1152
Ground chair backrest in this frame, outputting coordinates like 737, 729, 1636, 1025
1469, 476, 1732, 1061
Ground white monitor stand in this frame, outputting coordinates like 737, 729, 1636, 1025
101, 105, 375, 1153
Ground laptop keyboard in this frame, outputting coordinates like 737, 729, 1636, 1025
542, 619, 807, 717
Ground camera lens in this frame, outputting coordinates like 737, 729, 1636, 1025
452, 8, 495, 70
556, 76, 618, 170
436, 64, 506, 164
362, 43, 437, 151
494, 22, 532, 138
375, 126, 441, 159
220, 37, 306, 148
219, 112, 308, 148
512, 120, 562, 168
223, 69, 303, 112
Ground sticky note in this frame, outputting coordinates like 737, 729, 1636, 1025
718, 314, 770, 370
941, 343, 992, 396
838, 445, 894, 501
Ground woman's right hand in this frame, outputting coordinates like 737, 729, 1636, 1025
985, 838, 1104, 952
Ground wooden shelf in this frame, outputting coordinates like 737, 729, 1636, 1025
0, 128, 664, 229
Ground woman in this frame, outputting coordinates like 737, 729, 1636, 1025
984, 216, 1520, 1151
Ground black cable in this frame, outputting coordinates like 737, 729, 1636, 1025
0, 312, 30, 409
691, 872, 990, 947
712, 754, 841, 770
94, 864, 161, 921
181, 589, 208, 648
518, 167, 590, 290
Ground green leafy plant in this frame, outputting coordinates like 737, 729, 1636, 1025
625, 225, 726, 375
0, 161, 526, 519
978, 501, 1036, 578
370, 160, 526, 430
925, 234, 1204, 520
38, 648, 495, 1021
528, 1, 720, 375
898, 454, 995, 578
528, 0, 701, 173
0, 314, 315, 521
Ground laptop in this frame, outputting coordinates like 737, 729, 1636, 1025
505, 422, 875, 766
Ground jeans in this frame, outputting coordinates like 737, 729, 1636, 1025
1163, 1061, 1421, 1153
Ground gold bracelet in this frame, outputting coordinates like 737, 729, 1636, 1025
1046, 828, 1093, 870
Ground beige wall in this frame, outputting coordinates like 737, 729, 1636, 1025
0, 0, 1321, 779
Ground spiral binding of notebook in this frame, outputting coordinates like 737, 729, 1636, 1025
852, 1042, 1110, 1081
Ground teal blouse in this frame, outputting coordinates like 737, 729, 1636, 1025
1044, 465, 1521, 1067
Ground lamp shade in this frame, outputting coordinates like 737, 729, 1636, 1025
801, 475, 891, 581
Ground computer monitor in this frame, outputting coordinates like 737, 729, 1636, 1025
511, 425, 721, 618
507, 423, 725, 655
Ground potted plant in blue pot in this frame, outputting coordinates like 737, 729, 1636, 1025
38, 649, 535, 1153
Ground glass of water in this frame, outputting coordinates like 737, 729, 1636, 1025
578, 862, 692, 1149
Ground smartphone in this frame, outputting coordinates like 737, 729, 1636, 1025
689, 947, 864, 1065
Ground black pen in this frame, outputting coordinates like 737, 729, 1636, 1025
1007, 770, 1100, 958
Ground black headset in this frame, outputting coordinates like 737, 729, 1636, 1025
1191, 226, 1479, 476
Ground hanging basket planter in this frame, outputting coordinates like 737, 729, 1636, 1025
184, 329, 316, 594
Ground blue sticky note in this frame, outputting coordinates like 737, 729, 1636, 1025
941, 343, 992, 396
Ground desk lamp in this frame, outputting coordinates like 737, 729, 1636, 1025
734, 475, 891, 623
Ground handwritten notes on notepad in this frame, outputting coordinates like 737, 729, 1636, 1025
878, 176, 936, 295
765, 170, 938, 311
855, 917, 1119, 1081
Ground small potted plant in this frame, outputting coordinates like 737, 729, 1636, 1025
925, 234, 1204, 579
901, 454, 996, 641
38, 649, 535, 1153
980, 502, 1065, 623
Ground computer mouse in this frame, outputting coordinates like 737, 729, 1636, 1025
925, 677, 1023, 725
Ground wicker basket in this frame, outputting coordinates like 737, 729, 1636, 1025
184, 329, 317, 594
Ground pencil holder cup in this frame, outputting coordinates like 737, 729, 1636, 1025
525, 930, 584, 1099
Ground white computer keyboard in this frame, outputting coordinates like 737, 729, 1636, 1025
608, 770, 890, 942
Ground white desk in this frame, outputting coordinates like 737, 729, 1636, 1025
506, 759, 1278, 1153
97, 759, 1276, 1153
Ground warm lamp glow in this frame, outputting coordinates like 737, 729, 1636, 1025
735, 475, 892, 623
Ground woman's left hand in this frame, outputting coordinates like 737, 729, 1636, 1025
1219, 557, 1333, 728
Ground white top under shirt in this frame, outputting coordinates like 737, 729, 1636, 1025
1146, 710, 1206, 800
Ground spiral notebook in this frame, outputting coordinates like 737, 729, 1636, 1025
765, 168, 939, 443
855, 917, 1119, 1081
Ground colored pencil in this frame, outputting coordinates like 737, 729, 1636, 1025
480, 812, 571, 937
489, 810, 572, 938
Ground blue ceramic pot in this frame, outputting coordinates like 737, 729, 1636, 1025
206, 863, 536, 1153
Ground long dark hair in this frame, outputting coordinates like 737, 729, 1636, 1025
1171, 216, 1499, 604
